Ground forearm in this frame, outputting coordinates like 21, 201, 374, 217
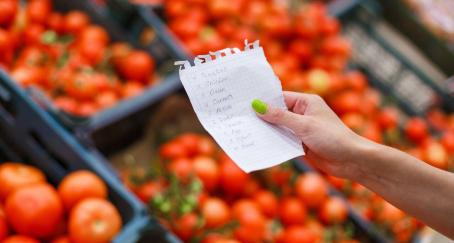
354, 140, 454, 238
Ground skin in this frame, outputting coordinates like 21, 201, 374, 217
253, 91, 454, 239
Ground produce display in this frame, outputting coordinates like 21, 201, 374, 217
157, 0, 454, 241
124, 133, 360, 243
0, 0, 157, 117
0, 162, 122, 243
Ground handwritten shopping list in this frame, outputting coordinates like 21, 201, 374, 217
175, 41, 304, 172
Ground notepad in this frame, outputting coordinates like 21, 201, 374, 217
175, 40, 304, 172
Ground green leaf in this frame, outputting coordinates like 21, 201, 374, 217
41, 31, 58, 44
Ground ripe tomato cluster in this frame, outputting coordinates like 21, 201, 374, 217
0, 163, 122, 243
124, 133, 357, 243
0, 0, 156, 117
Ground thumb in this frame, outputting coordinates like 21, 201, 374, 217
252, 99, 305, 132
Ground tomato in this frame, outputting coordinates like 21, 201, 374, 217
122, 81, 145, 99
341, 113, 365, 132
376, 201, 405, 225
197, 136, 216, 156
281, 225, 317, 243
201, 197, 230, 228
165, 0, 187, 18
26, 0, 52, 25
279, 197, 307, 225
219, 157, 249, 196
173, 213, 200, 241
288, 40, 312, 63
5, 183, 63, 238
216, 19, 237, 37
168, 157, 193, 181
321, 16, 340, 36
441, 131, 454, 154
423, 141, 449, 170
344, 70, 367, 92
318, 197, 348, 224
295, 173, 328, 208
2, 235, 40, 243
69, 198, 122, 243
361, 123, 383, 143
95, 91, 118, 110
234, 208, 266, 243
159, 141, 188, 160
110, 42, 131, 66
78, 40, 106, 65
58, 170, 108, 210
405, 118, 428, 144
307, 69, 331, 95
54, 96, 78, 114
326, 175, 347, 189
64, 71, 109, 100
305, 219, 324, 242
208, 0, 242, 18
47, 13, 65, 33
320, 37, 351, 57
0, 29, 12, 55
118, 50, 154, 83
0, 214, 8, 241
176, 133, 200, 157
169, 18, 202, 40
378, 107, 399, 130
23, 23, 45, 46
51, 235, 71, 243
136, 180, 165, 204
64, 11, 90, 35
193, 156, 219, 191
252, 190, 278, 218
75, 102, 98, 117
330, 91, 361, 115
0, 162, 46, 200
80, 25, 110, 46
0, 0, 17, 26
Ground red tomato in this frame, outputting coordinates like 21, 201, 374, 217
423, 141, 449, 170
51, 235, 71, 243
361, 123, 383, 143
197, 137, 216, 156
341, 113, 365, 132
441, 131, 454, 154
0, 0, 18, 26
26, 0, 52, 25
0, 162, 46, 200
69, 198, 122, 243
77, 40, 106, 65
47, 13, 65, 33
376, 201, 405, 225
405, 118, 428, 144
2, 235, 40, 243
377, 107, 399, 130
58, 170, 108, 210
219, 157, 249, 196
321, 17, 340, 36
95, 91, 118, 110
75, 102, 98, 117
80, 25, 110, 46
281, 225, 317, 243
344, 70, 367, 92
118, 51, 154, 83
64, 11, 90, 35
23, 24, 45, 46
193, 156, 219, 191
201, 197, 230, 228
330, 91, 361, 115
0, 213, 8, 241
5, 183, 63, 238
122, 81, 145, 99
208, 0, 242, 18
320, 36, 351, 57
65, 72, 109, 100
0, 29, 12, 54
168, 157, 193, 181
234, 208, 266, 243
173, 213, 200, 241
279, 197, 307, 225
288, 40, 312, 63
176, 133, 200, 157
295, 173, 328, 208
136, 181, 164, 204
159, 141, 188, 160
318, 197, 348, 224
252, 190, 278, 217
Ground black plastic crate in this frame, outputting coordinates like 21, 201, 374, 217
0, 69, 179, 243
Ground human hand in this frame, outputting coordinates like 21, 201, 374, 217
252, 91, 373, 179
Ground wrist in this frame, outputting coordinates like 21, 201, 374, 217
348, 136, 384, 183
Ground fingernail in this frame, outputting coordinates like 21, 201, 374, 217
252, 99, 267, 114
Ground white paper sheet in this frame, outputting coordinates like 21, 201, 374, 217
175, 40, 304, 172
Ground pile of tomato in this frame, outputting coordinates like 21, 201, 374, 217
160, 0, 454, 241
0, 162, 122, 243
0, 0, 157, 117
123, 133, 363, 243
